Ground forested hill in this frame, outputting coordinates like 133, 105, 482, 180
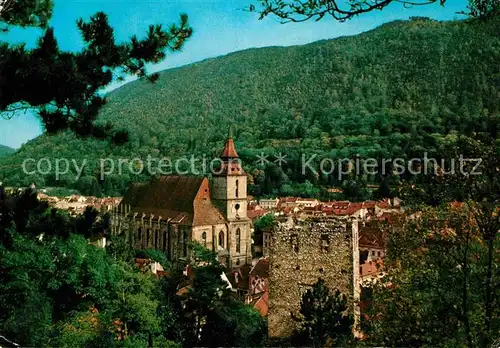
1, 16, 499, 197
0, 145, 14, 157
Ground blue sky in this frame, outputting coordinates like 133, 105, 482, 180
0, 0, 468, 149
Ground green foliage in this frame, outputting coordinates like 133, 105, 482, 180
465, 0, 500, 19
0, 8, 192, 140
0, 144, 14, 157
253, 213, 276, 233
253, 0, 446, 23
294, 278, 353, 347
365, 206, 500, 347
2, 17, 499, 198
0, 192, 268, 347
341, 179, 370, 202
0, 0, 53, 30
135, 248, 170, 269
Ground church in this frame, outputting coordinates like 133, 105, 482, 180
112, 136, 252, 269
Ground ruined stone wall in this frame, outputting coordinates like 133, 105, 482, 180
268, 217, 354, 339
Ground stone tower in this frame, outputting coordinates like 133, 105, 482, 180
212, 135, 252, 268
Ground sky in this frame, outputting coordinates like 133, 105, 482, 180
0, 0, 468, 149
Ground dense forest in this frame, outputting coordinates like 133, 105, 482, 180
0, 145, 14, 157
0, 16, 499, 198
0, 188, 268, 347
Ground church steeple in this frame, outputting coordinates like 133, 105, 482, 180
216, 131, 244, 176
220, 137, 239, 159
220, 127, 239, 159
212, 128, 251, 268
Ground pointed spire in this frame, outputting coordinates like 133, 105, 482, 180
220, 128, 239, 159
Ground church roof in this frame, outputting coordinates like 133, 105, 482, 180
120, 176, 225, 226
220, 137, 239, 159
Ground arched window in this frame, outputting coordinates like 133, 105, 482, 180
154, 229, 159, 249
219, 231, 224, 248
236, 228, 241, 253
162, 230, 167, 251
146, 229, 150, 247
202, 231, 207, 247
235, 179, 239, 198
183, 230, 188, 257
137, 227, 142, 242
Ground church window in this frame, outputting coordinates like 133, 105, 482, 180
202, 231, 207, 247
162, 230, 167, 251
146, 229, 150, 247
137, 227, 142, 242
182, 230, 188, 257
219, 231, 224, 248
154, 229, 159, 249
236, 228, 241, 253
235, 180, 239, 197
167, 230, 172, 260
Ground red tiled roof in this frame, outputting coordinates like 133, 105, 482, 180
254, 291, 268, 316
221, 137, 239, 159
248, 210, 267, 220
193, 199, 226, 226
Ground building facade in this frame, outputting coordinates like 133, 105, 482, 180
267, 216, 356, 340
111, 136, 252, 269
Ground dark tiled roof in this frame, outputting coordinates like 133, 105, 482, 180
359, 227, 385, 249
250, 258, 269, 279
226, 265, 252, 290
120, 176, 223, 226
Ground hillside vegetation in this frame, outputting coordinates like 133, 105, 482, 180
0, 145, 14, 157
1, 16, 499, 197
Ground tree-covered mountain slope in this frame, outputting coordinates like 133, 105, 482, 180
1, 16, 499, 197
0, 145, 14, 157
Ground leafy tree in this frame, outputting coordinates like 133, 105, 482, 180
252, 0, 447, 23
465, 0, 500, 18
294, 278, 353, 347
402, 127, 500, 345
1, 2, 192, 140
2, 16, 499, 198
253, 213, 276, 233
0, 0, 53, 30
135, 248, 170, 269
366, 205, 499, 347
174, 242, 268, 347
342, 179, 370, 202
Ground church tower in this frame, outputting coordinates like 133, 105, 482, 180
212, 134, 252, 268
